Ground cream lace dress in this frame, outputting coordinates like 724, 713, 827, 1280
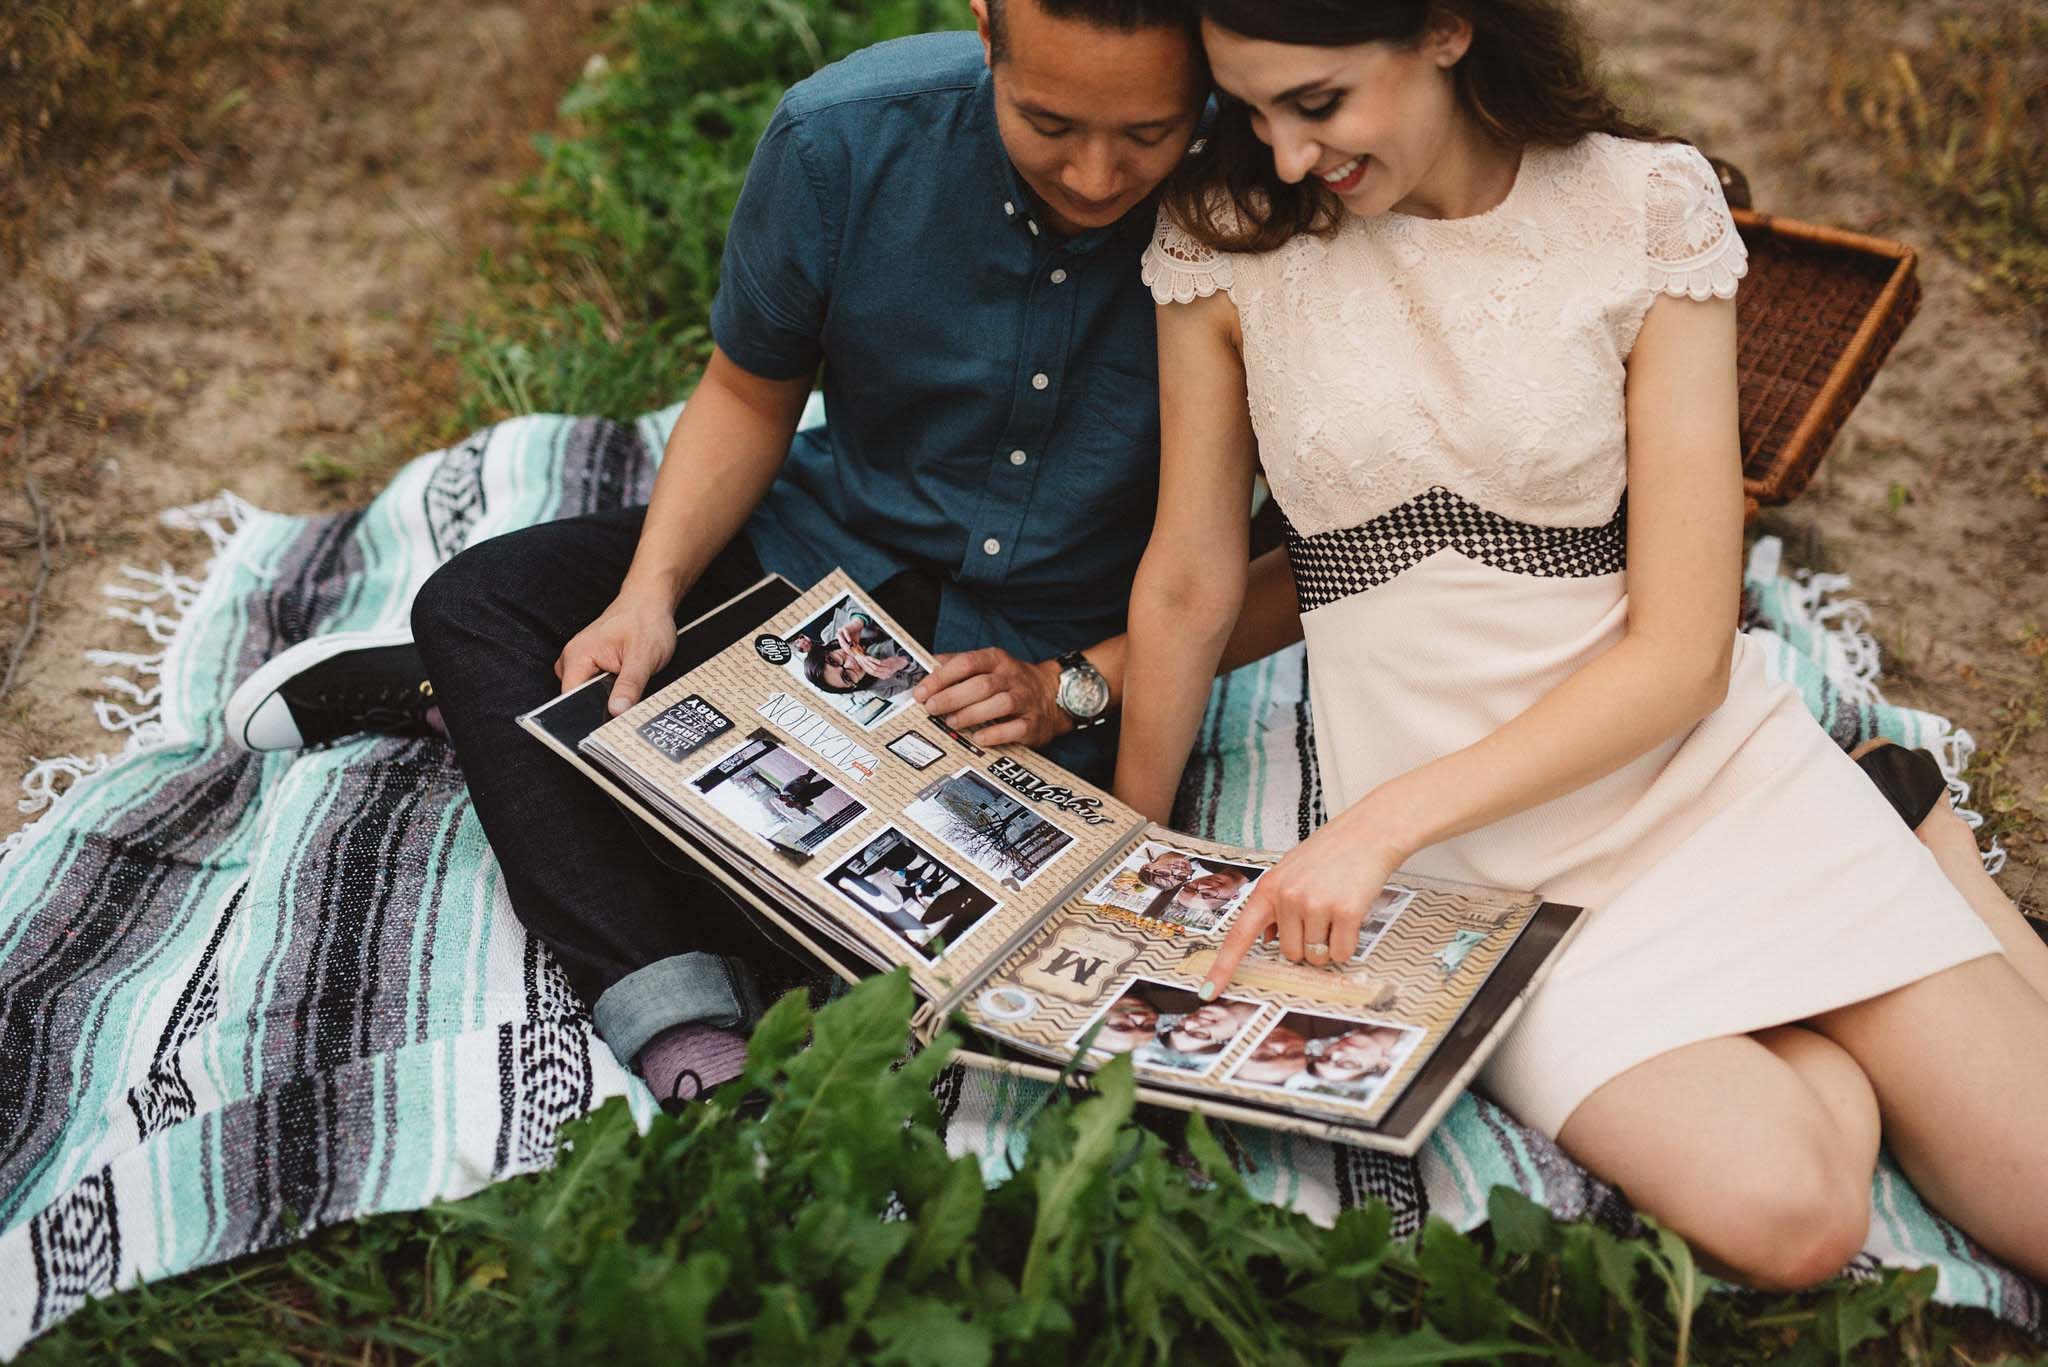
1143, 134, 1999, 1137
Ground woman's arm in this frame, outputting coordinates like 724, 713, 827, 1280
1204, 290, 1745, 991
1114, 291, 1263, 823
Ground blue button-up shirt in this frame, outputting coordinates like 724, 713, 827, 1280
713, 32, 1166, 780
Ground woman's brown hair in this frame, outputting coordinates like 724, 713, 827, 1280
1167, 0, 1665, 253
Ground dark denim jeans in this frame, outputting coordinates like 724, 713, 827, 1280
412, 506, 936, 1064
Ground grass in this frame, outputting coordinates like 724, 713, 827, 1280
1964, 627, 2048, 874
24, 976, 2048, 1365
0, 0, 292, 265
1791, 0, 2048, 326
10, 0, 2048, 1361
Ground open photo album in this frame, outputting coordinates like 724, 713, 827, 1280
517, 570, 1584, 1155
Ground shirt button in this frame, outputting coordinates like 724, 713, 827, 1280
1004, 200, 1015, 216
1050, 268, 1068, 284
983, 537, 1002, 556
1028, 220, 1041, 236
1009, 449, 1028, 466
1031, 373, 1049, 391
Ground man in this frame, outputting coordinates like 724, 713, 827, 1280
224, 0, 1222, 1106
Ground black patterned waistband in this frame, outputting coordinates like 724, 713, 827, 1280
1285, 487, 1627, 613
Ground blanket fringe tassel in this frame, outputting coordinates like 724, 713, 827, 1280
1, 494, 252, 862
1770, 547, 2006, 877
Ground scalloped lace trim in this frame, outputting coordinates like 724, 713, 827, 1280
1143, 217, 1235, 305
1651, 241, 1748, 301
1645, 146, 1750, 301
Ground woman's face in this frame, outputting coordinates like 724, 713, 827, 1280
1200, 18, 1471, 218
1173, 869, 1247, 912
1314, 1028, 1399, 1081
1166, 1000, 1247, 1054
820, 647, 867, 690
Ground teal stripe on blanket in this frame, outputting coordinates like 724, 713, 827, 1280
0, 410, 2035, 1357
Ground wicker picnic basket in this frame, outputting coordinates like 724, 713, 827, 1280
1728, 206, 1923, 517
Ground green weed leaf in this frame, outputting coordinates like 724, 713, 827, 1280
1339, 1325, 1542, 1365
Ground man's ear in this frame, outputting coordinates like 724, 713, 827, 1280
1423, 11, 1474, 67
971, 0, 995, 68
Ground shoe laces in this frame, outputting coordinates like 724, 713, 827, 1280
296, 677, 434, 721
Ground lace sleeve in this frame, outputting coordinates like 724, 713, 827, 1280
1141, 210, 1235, 305
1643, 143, 1747, 301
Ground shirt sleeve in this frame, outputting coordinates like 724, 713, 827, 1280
711, 99, 838, 380
1642, 142, 1747, 302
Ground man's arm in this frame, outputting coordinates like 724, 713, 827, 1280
914, 539, 1301, 749
557, 346, 813, 714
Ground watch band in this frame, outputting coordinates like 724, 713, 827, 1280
1055, 649, 1113, 730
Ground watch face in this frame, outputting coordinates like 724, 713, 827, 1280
1060, 667, 1111, 719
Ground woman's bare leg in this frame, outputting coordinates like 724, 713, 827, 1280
1915, 800, 2048, 1002
1849, 739, 2048, 1002
1811, 954, 2048, 1283
1556, 1025, 1879, 1290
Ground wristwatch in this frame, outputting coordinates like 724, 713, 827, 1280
1053, 649, 1113, 730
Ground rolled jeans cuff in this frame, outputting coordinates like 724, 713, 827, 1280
591, 951, 765, 1066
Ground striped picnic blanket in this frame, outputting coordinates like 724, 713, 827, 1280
0, 407, 2035, 1355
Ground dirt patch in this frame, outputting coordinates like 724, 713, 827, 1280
1585, 0, 2047, 911
0, 0, 609, 837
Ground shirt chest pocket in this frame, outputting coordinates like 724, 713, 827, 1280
1038, 362, 1162, 552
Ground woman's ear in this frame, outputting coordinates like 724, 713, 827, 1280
1422, 11, 1475, 67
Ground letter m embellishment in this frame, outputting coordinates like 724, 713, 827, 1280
1045, 948, 1106, 985
1017, 926, 1142, 1005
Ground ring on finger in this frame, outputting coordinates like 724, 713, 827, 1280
1304, 941, 1330, 959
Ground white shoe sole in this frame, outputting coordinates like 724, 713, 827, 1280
224, 627, 419, 752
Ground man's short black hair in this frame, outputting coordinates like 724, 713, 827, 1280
987, 0, 1198, 62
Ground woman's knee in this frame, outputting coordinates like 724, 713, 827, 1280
1685, 1152, 1870, 1291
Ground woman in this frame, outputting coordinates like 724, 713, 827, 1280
794, 605, 922, 697
1114, 0, 2048, 1288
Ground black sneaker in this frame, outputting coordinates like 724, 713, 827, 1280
225, 629, 438, 751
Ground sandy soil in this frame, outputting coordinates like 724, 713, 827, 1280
0, 0, 606, 832
1585, 0, 2048, 913
2, 0, 2042, 914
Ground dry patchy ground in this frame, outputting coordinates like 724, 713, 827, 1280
2, 0, 2042, 920
1, 0, 606, 831
1586, 0, 2048, 913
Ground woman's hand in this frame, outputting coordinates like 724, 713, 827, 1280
1201, 805, 1412, 998
914, 647, 1069, 748
556, 586, 681, 715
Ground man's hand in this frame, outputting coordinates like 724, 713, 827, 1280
913, 647, 1070, 748
556, 587, 681, 716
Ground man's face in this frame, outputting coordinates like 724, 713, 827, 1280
1103, 995, 1159, 1035
974, 0, 1205, 236
1140, 852, 1195, 888
1173, 869, 1247, 912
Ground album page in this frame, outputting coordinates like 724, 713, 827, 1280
577, 570, 1149, 1007
958, 836, 1548, 1131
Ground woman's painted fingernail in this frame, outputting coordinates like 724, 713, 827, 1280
1198, 982, 1217, 1002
